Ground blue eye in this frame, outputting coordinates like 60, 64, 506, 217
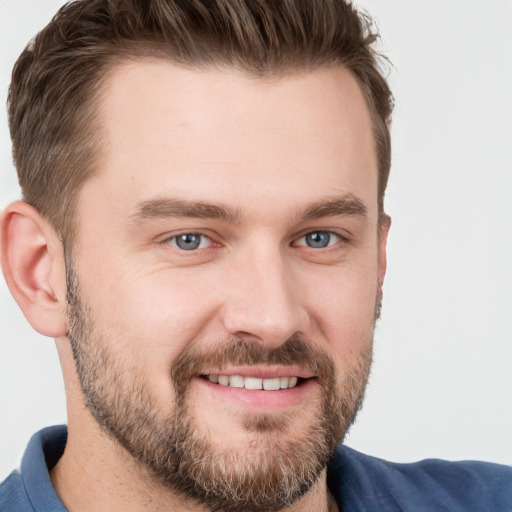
305, 232, 330, 248
297, 231, 340, 248
168, 233, 210, 251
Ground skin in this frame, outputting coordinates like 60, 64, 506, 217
0, 62, 389, 511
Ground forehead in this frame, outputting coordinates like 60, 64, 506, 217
85, 61, 377, 222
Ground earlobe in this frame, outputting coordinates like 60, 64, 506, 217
1, 201, 67, 338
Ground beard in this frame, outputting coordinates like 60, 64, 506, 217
65, 261, 375, 512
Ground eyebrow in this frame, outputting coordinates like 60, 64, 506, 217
301, 194, 367, 222
130, 197, 244, 224
130, 193, 367, 225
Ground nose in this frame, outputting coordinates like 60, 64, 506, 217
221, 244, 309, 348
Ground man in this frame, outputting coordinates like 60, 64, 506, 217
0, 1, 510, 511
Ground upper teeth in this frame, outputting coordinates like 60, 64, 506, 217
208, 375, 298, 390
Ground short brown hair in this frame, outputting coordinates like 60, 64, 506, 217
8, 0, 393, 242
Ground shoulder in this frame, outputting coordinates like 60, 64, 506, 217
0, 426, 68, 512
0, 470, 33, 512
328, 445, 512, 512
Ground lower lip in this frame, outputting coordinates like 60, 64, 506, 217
196, 377, 317, 410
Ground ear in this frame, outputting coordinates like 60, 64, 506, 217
377, 214, 391, 287
1, 201, 68, 338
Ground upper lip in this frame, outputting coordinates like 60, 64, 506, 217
200, 365, 314, 380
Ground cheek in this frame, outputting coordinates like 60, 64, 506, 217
77, 268, 223, 411
80, 261, 222, 369
305, 259, 378, 356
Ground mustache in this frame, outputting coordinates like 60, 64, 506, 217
171, 336, 337, 393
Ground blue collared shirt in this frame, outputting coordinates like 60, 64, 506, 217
1, 425, 511, 511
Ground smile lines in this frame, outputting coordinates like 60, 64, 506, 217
206, 375, 300, 390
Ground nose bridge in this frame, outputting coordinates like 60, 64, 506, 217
222, 237, 306, 345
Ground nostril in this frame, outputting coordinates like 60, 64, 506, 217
221, 287, 309, 348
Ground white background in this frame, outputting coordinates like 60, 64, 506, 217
1, 0, 511, 481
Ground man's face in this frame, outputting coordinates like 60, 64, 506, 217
66, 62, 387, 510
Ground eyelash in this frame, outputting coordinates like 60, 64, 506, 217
293, 231, 345, 249
162, 229, 348, 253
164, 232, 214, 251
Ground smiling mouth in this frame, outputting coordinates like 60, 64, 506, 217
202, 374, 305, 390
